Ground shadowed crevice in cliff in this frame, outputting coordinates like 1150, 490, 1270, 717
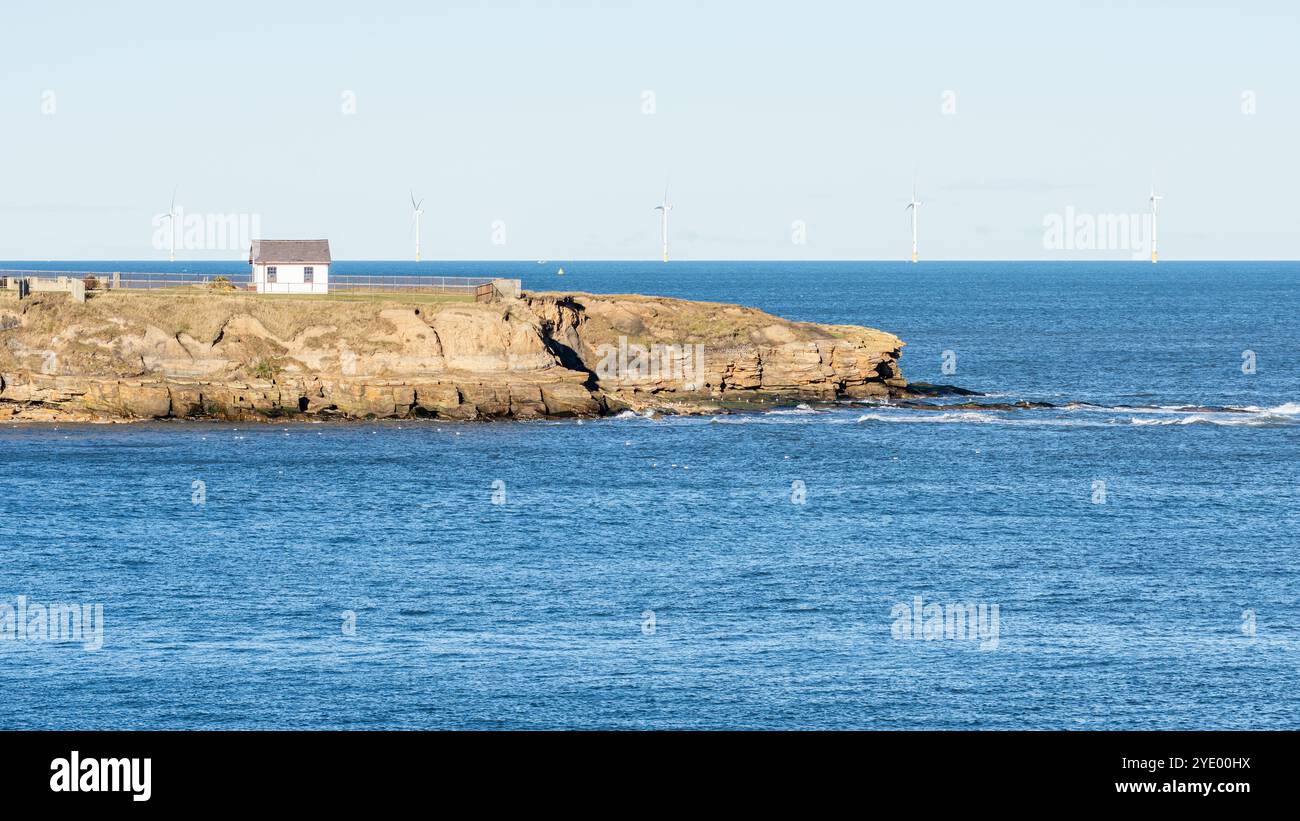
540, 329, 599, 389
524, 295, 599, 387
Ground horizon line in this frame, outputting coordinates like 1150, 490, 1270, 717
1, 258, 1298, 265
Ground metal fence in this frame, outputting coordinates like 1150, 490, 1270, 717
0, 269, 251, 291
0, 270, 500, 297
329, 274, 495, 295
118, 272, 250, 290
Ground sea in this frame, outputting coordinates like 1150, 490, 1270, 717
1, 260, 1296, 729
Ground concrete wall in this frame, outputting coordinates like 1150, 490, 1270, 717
4, 275, 86, 302
474, 278, 523, 302
493, 278, 522, 299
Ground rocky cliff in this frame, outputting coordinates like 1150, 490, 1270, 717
0, 289, 908, 422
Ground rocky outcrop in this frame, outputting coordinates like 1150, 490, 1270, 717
0, 289, 909, 422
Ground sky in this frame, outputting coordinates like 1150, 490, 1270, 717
1, 0, 1297, 261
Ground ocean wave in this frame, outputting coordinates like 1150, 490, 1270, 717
1232, 401, 1300, 415
1064, 400, 1299, 416
612, 409, 658, 421
853, 405, 1299, 428
856, 411, 997, 424
1128, 413, 1296, 427
630, 397, 1300, 428
765, 403, 819, 415
710, 413, 857, 425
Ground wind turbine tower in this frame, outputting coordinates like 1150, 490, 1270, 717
906, 185, 922, 263
410, 191, 425, 262
162, 189, 177, 263
1149, 185, 1163, 263
654, 185, 672, 262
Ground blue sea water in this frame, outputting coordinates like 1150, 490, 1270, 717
1, 260, 1297, 729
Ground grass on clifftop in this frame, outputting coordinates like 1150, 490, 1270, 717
243, 292, 473, 305
12, 290, 476, 344
530, 290, 880, 348
106, 287, 474, 305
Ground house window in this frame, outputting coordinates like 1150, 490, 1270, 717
304, 266, 314, 283
267, 266, 277, 283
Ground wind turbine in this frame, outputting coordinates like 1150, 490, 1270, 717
410, 191, 425, 262
161, 188, 177, 262
1149, 184, 1163, 263
905, 184, 921, 263
654, 183, 673, 262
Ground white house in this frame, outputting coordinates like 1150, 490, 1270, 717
249, 239, 331, 294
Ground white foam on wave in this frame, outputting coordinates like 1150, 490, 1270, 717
1068, 400, 1300, 420
1118, 400, 1300, 426
1067, 403, 1193, 414
856, 411, 997, 424
854, 405, 1298, 428
1128, 413, 1294, 427
625, 398, 1300, 428
611, 409, 658, 421
766, 403, 818, 416
1255, 402, 1300, 415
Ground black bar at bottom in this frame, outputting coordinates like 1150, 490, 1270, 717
4, 730, 1285, 807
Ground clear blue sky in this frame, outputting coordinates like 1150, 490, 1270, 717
2, 0, 1296, 260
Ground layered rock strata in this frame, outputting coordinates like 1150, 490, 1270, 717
0, 289, 909, 422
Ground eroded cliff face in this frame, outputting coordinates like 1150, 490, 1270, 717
0, 289, 906, 422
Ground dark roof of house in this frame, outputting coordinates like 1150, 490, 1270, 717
249, 239, 331, 264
